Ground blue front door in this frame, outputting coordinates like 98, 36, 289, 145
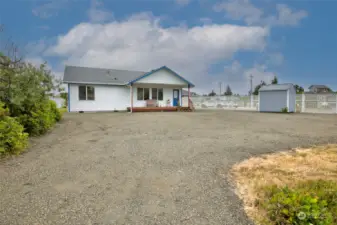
173, 89, 179, 106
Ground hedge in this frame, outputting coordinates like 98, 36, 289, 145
0, 104, 28, 155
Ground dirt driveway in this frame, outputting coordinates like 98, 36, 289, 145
1, 111, 337, 225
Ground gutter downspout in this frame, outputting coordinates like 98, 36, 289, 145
188, 84, 190, 108
68, 83, 70, 112
130, 84, 133, 113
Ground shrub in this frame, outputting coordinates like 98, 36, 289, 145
281, 107, 288, 113
262, 180, 337, 225
0, 116, 28, 155
18, 100, 62, 136
0, 102, 9, 117
49, 100, 62, 122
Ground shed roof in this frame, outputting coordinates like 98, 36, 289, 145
259, 83, 294, 92
63, 65, 146, 85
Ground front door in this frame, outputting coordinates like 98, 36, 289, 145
173, 89, 179, 106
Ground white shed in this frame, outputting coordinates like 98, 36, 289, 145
259, 84, 296, 113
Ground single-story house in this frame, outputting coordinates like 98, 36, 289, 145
308, 85, 332, 94
259, 83, 296, 113
63, 65, 195, 112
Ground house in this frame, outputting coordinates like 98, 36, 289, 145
259, 83, 296, 113
63, 65, 195, 112
308, 85, 332, 93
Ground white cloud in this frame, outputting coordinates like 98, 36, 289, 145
272, 4, 308, 26
213, 0, 263, 25
46, 14, 269, 93
213, 0, 308, 27
175, 0, 191, 6
88, 0, 114, 23
26, 57, 46, 67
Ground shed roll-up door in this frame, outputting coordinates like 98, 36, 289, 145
260, 90, 287, 112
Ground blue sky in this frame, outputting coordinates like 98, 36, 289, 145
0, 0, 336, 94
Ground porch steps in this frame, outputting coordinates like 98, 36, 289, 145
177, 107, 194, 112
128, 106, 194, 112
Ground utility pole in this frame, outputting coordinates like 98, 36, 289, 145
250, 75, 253, 108
219, 82, 222, 96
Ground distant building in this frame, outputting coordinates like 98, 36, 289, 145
308, 85, 332, 93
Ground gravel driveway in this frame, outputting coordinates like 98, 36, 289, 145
1, 111, 337, 225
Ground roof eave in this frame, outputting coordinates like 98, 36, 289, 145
62, 81, 127, 86
127, 66, 195, 88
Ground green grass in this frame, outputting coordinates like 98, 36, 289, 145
259, 180, 337, 225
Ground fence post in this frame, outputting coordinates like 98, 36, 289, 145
301, 93, 305, 113
250, 93, 254, 108
336, 94, 337, 114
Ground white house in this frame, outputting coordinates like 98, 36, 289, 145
63, 65, 195, 112
259, 83, 296, 113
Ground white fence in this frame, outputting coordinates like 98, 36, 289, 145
183, 93, 337, 114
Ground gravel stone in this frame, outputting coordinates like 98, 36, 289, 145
1, 111, 337, 225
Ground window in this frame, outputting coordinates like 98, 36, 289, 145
144, 88, 150, 100
137, 88, 143, 100
79, 85, 95, 100
87, 86, 95, 100
152, 88, 157, 100
158, 88, 163, 100
79, 86, 86, 100
151, 88, 163, 100
137, 88, 150, 100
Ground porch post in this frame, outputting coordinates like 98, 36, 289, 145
130, 85, 133, 113
188, 84, 190, 108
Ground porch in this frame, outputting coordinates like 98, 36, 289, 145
129, 84, 194, 113
127, 106, 193, 112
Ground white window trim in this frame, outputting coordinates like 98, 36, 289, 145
151, 88, 164, 101
79, 85, 95, 101
137, 87, 150, 101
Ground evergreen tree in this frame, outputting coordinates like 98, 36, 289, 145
253, 81, 267, 95
271, 76, 278, 84
208, 90, 216, 96
224, 85, 233, 96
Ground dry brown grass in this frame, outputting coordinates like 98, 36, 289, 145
230, 144, 337, 224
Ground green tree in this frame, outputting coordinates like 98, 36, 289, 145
294, 84, 304, 94
271, 76, 278, 84
0, 62, 59, 116
60, 92, 68, 108
253, 81, 266, 95
208, 90, 216, 96
224, 85, 233, 96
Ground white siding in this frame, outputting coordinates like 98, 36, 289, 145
69, 84, 130, 112
259, 91, 288, 112
134, 69, 187, 86
288, 86, 296, 112
132, 86, 182, 107
68, 84, 183, 111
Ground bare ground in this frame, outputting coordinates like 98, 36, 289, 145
1, 111, 337, 225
